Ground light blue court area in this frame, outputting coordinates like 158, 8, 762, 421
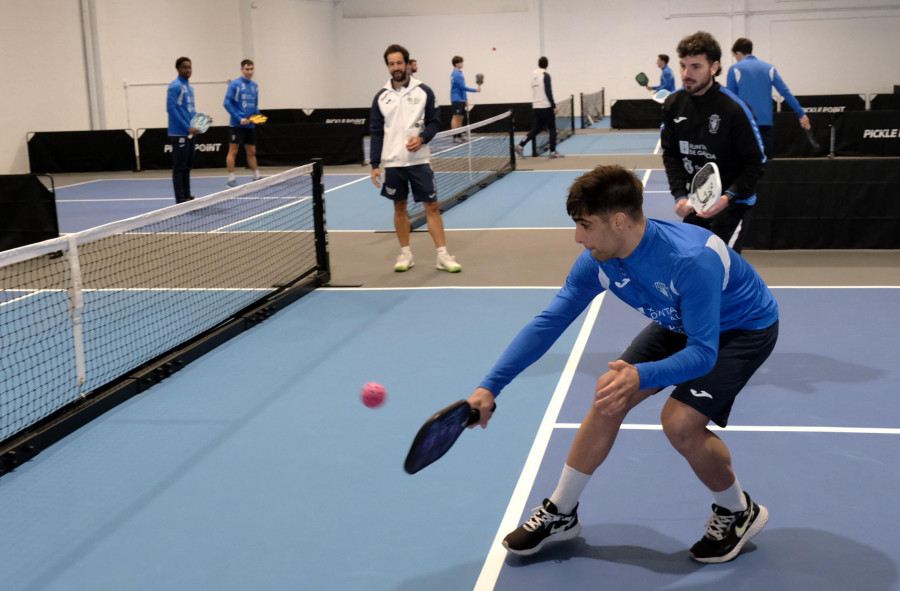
1, 286, 899, 590
55, 174, 366, 233
541, 132, 660, 155
323, 170, 682, 231
0, 288, 586, 591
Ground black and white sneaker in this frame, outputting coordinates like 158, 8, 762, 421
690, 491, 768, 563
502, 499, 581, 556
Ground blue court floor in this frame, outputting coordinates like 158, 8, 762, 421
1, 286, 897, 590
6, 131, 899, 590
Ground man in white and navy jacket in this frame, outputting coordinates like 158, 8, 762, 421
370, 44, 461, 274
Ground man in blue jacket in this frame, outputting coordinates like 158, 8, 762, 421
467, 164, 778, 564
646, 54, 676, 93
167, 56, 208, 203
224, 59, 260, 188
727, 38, 811, 158
449, 55, 481, 142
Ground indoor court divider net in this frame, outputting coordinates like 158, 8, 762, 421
0, 161, 329, 475
408, 110, 516, 228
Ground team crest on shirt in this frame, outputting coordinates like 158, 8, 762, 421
708, 114, 721, 134
406, 96, 422, 105
654, 281, 672, 299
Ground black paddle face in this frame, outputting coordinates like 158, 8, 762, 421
635, 72, 649, 86
403, 400, 495, 474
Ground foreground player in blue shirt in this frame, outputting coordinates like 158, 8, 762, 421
467, 165, 779, 563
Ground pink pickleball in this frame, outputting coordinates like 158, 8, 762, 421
360, 382, 387, 408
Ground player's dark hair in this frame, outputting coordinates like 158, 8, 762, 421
538, 56, 548, 68
241, 59, 254, 67
658, 54, 669, 64
566, 165, 644, 221
452, 55, 463, 66
175, 56, 191, 69
677, 31, 722, 76
731, 38, 753, 55
383, 44, 409, 65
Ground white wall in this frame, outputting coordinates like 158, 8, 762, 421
1, 0, 92, 174
2, 0, 898, 174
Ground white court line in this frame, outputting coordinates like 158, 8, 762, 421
557, 424, 900, 435
473, 293, 605, 591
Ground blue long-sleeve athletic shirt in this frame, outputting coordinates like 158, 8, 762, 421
450, 69, 476, 102
726, 55, 805, 127
479, 219, 778, 396
167, 76, 195, 136
653, 65, 676, 92
224, 77, 259, 128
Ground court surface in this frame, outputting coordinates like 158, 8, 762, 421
3, 131, 899, 590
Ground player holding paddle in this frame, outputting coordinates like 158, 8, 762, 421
661, 32, 766, 253
224, 59, 262, 188
466, 164, 778, 563
167, 56, 211, 203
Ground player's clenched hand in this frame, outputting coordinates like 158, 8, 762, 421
467, 387, 495, 429
406, 136, 423, 152
594, 360, 640, 416
697, 193, 729, 218
370, 168, 383, 188
674, 197, 693, 218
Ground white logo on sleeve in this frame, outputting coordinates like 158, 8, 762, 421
690, 389, 713, 399
674, 117, 688, 123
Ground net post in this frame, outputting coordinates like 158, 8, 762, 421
311, 158, 331, 284
580, 92, 585, 129
508, 111, 517, 172
568, 94, 575, 136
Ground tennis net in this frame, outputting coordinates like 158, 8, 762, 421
532, 95, 576, 156
0, 163, 328, 471
408, 110, 515, 228
581, 88, 606, 128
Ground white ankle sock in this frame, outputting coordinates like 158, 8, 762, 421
712, 477, 747, 513
228, 173, 235, 181
548, 464, 591, 515
252, 170, 260, 180
400, 246, 412, 255
436, 246, 448, 255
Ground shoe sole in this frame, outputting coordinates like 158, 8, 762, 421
436, 265, 461, 273
394, 262, 415, 272
691, 504, 769, 564
502, 521, 582, 557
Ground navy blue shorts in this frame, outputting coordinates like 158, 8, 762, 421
229, 127, 256, 146
620, 320, 778, 427
451, 101, 467, 116
381, 164, 437, 203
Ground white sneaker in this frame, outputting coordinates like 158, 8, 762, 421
549, 151, 564, 159
515, 145, 525, 157
436, 251, 461, 273
394, 251, 415, 272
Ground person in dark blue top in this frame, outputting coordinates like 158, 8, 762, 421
646, 54, 676, 93
467, 165, 778, 564
661, 32, 767, 253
